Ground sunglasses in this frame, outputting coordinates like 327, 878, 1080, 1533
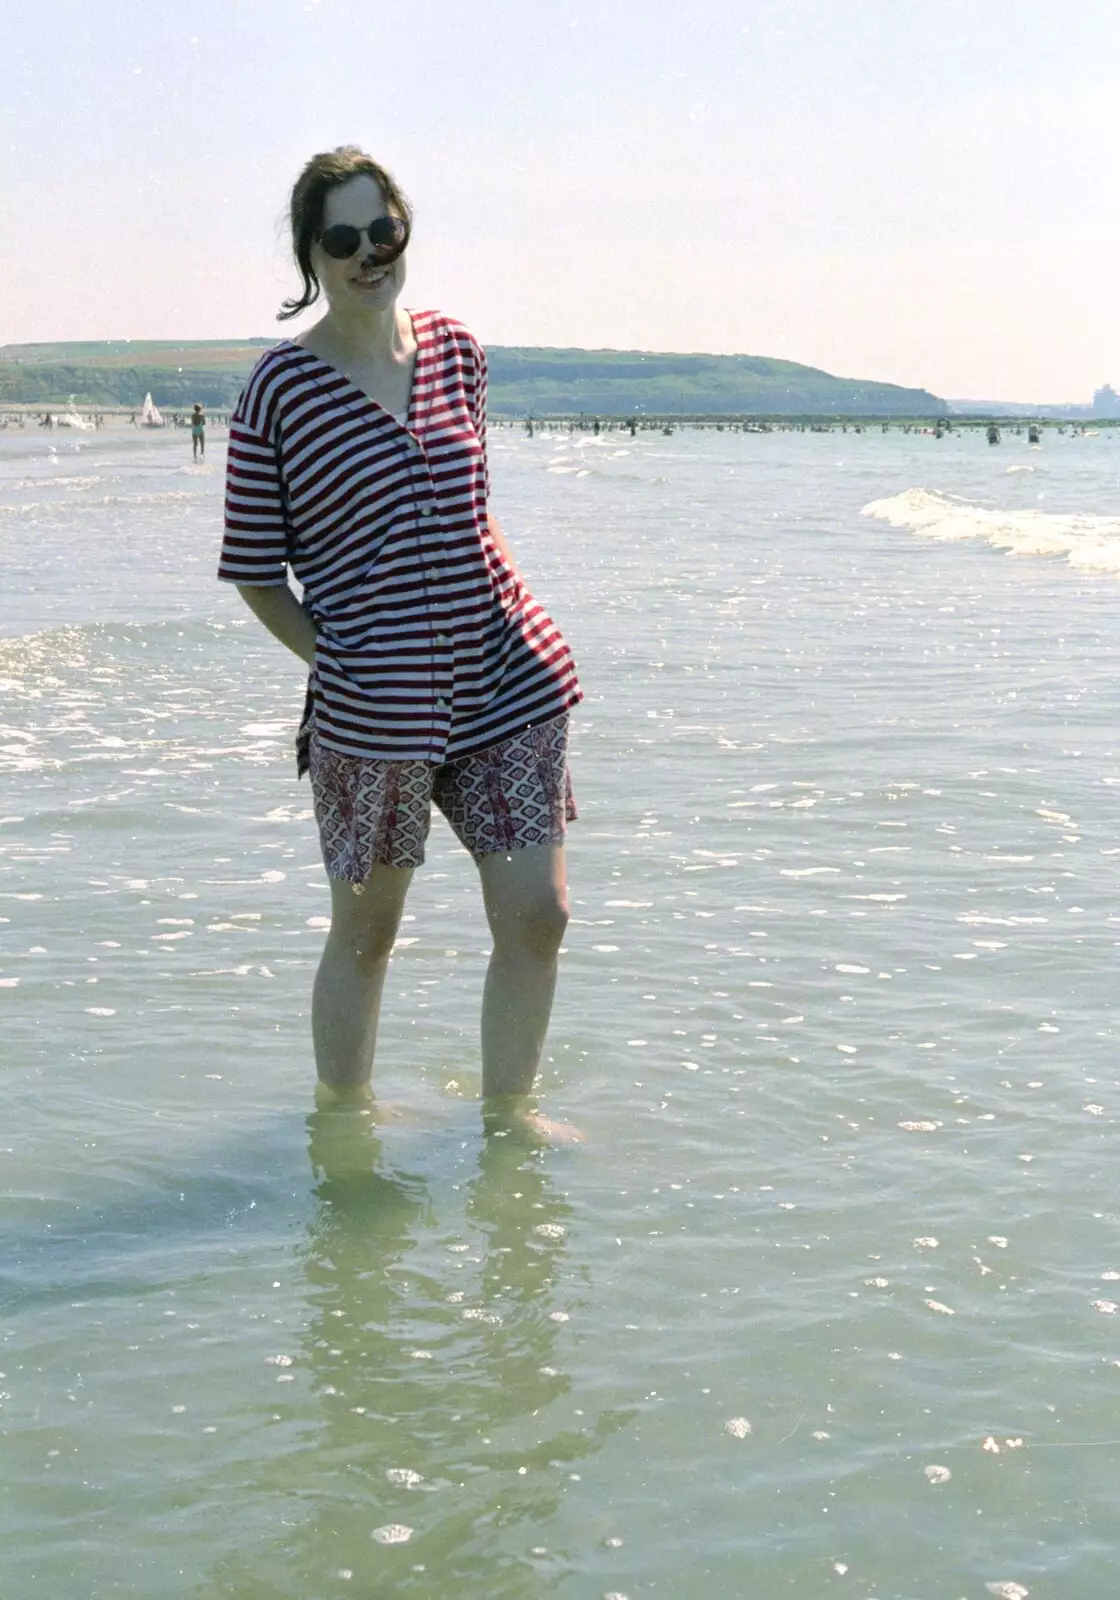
316, 214, 409, 262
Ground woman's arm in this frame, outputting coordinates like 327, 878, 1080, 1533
236, 584, 318, 666
487, 511, 524, 581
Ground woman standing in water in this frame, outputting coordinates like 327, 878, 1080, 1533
218, 147, 582, 1139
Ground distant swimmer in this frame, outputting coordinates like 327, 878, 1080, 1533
987, 424, 1001, 445
191, 403, 206, 461
1028, 424, 1041, 444
40, 412, 53, 429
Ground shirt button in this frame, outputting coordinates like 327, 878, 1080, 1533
435, 633, 449, 646
435, 697, 447, 711
420, 506, 433, 518
427, 569, 439, 582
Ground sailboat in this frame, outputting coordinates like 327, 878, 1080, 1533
139, 393, 164, 428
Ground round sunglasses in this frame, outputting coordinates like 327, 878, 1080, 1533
317, 214, 409, 262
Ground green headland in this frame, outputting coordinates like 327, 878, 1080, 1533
0, 339, 947, 417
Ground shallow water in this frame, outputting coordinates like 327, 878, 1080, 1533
2, 418, 1119, 1598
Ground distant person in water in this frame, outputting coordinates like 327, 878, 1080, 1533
216, 145, 583, 1142
191, 404, 206, 460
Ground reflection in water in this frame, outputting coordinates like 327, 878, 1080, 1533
203, 1111, 631, 1599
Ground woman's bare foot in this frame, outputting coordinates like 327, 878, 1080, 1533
482, 1095, 586, 1146
313, 1081, 427, 1125
314, 1079, 375, 1111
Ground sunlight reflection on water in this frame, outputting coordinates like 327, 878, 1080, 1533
1, 422, 1119, 1596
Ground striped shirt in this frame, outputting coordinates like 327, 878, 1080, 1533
218, 309, 581, 771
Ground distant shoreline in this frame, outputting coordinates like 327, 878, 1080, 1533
3, 403, 1116, 433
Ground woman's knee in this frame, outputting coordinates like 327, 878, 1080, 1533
493, 888, 569, 959
326, 876, 410, 968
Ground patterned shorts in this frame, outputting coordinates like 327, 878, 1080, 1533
308, 714, 577, 886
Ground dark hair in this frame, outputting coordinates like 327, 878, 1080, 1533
277, 145, 413, 322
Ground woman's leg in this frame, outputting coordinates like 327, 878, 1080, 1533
476, 843, 569, 1098
312, 865, 414, 1098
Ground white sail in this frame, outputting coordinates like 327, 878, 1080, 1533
140, 393, 164, 428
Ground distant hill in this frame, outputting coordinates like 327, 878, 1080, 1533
948, 397, 1093, 419
0, 338, 946, 416
486, 346, 945, 416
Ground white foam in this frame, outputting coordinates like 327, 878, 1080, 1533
861, 487, 1120, 576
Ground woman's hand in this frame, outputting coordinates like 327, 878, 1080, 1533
236, 584, 318, 666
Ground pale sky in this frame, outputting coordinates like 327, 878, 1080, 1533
4, 0, 1119, 402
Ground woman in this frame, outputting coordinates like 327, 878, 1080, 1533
218, 147, 582, 1139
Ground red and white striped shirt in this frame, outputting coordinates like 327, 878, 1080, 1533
218, 309, 581, 769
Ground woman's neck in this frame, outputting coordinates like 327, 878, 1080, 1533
314, 302, 409, 365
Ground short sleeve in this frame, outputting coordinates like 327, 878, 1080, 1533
468, 339, 491, 500
217, 407, 290, 586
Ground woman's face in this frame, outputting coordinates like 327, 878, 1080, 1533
311, 173, 407, 314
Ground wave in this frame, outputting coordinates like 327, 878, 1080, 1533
0, 616, 236, 671
0, 473, 105, 493
0, 489, 203, 517
861, 487, 1120, 576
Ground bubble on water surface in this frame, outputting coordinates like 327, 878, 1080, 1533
724, 1416, 752, 1438
925, 1299, 955, 1315
913, 1237, 939, 1249
924, 1464, 951, 1484
899, 1121, 942, 1132
386, 1468, 423, 1486
533, 1223, 566, 1239
371, 1524, 413, 1545
986, 1585, 1029, 1599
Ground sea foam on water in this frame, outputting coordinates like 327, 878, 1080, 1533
862, 485, 1120, 573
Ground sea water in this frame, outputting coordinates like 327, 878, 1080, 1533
1, 417, 1118, 1599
